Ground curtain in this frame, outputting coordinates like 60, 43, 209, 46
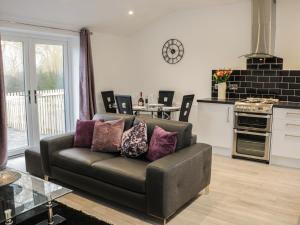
0, 35, 7, 170
79, 28, 96, 120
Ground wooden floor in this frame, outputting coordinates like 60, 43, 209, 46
9, 155, 300, 225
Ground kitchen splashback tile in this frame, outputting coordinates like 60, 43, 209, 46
211, 57, 300, 102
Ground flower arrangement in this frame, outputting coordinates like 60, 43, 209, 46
213, 69, 232, 83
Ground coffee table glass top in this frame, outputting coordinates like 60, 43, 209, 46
0, 168, 72, 223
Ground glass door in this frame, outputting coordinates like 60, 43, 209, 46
1, 33, 73, 156
1, 39, 32, 156
33, 42, 67, 140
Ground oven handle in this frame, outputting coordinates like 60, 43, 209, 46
235, 113, 271, 119
234, 129, 269, 137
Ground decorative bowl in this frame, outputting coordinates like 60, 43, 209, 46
0, 170, 21, 187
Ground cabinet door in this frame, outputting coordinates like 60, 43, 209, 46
272, 108, 300, 159
197, 103, 233, 149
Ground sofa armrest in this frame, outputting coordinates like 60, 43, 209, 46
40, 132, 74, 176
146, 143, 212, 219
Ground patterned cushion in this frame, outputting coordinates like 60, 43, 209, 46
121, 121, 148, 158
91, 119, 125, 152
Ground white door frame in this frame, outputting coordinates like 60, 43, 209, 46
1, 30, 75, 155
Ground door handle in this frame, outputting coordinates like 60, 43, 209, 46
34, 90, 37, 104
28, 90, 31, 104
19, 90, 31, 104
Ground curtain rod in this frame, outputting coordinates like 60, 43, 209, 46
0, 19, 93, 35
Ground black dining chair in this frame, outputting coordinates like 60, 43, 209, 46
179, 94, 195, 122
115, 95, 133, 115
101, 91, 116, 113
158, 90, 175, 119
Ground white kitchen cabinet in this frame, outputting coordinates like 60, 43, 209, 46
197, 103, 234, 156
271, 108, 300, 168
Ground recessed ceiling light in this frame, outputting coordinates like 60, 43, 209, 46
128, 10, 134, 15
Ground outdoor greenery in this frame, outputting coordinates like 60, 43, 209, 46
1, 41, 63, 93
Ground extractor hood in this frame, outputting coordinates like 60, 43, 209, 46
242, 0, 276, 58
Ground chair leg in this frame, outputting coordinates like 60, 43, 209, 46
44, 175, 49, 181
162, 218, 167, 225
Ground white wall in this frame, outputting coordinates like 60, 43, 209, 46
91, 0, 300, 127
130, 1, 251, 101
127, 1, 251, 126
91, 32, 134, 113
276, 0, 300, 69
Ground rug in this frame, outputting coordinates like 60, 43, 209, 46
19, 201, 112, 225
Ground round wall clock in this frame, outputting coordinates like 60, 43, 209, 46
162, 39, 184, 64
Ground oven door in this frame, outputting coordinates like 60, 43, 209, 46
234, 112, 272, 132
233, 129, 270, 161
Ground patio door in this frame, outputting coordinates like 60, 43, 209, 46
1, 34, 73, 156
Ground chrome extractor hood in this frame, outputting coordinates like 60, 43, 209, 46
242, 0, 276, 58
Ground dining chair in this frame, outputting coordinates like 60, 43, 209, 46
101, 91, 116, 113
158, 90, 175, 119
115, 95, 133, 115
179, 94, 195, 122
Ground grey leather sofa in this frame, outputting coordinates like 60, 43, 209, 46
40, 113, 212, 222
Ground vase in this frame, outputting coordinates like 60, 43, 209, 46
218, 82, 227, 100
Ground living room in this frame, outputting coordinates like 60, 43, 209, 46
1, 0, 300, 224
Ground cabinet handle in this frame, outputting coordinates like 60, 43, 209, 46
285, 134, 300, 138
286, 112, 300, 116
227, 107, 230, 122
234, 129, 269, 137
286, 123, 300, 127
235, 113, 271, 119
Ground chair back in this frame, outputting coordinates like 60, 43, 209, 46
158, 90, 174, 106
179, 94, 195, 122
101, 91, 116, 113
158, 90, 175, 118
115, 95, 133, 115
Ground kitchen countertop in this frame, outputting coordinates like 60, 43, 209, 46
197, 98, 237, 105
197, 98, 300, 109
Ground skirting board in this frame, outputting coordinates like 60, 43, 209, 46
212, 146, 232, 157
270, 155, 300, 169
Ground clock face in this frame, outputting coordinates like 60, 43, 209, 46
162, 39, 184, 64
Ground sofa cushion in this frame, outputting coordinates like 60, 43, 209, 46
147, 126, 177, 162
93, 113, 135, 131
134, 117, 192, 150
74, 120, 96, 148
91, 119, 124, 153
121, 121, 148, 158
51, 148, 117, 175
91, 157, 149, 193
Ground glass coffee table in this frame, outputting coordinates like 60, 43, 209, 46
0, 168, 72, 225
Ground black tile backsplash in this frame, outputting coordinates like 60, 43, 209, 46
211, 57, 300, 102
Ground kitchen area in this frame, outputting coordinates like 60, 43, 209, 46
197, 97, 300, 169
197, 0, 300, 169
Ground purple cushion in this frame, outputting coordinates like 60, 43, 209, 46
147, 126, 177, 162
121, 121, 148, 158
74, 120, 97, 148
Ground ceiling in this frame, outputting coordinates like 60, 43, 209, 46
0, 0, 243, 35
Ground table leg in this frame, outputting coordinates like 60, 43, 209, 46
46, 201, 54, 225
4, 209, 13, 225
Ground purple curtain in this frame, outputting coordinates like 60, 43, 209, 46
79, 28, 96, 120
0, 35, 7, 170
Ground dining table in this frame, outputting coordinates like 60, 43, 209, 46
132, 103, 181, 119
